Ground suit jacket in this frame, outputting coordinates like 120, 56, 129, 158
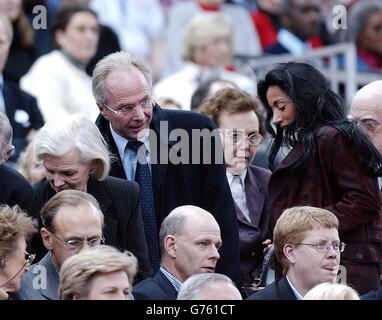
236, 165, 271, 287
17, 252, 59, 300
246, 276, 297, 300
0, 164, 32, 210
28, 175, 152, 280
132, 269, 178, 300
269, 125, 382, 294
96, 105, 240, 284
3, 80, 44, 161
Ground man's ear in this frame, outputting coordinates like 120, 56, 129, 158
41, 227, 53, 251
2, 145, 14, 162
283, 244, 296, 265
164, 235, 176, 258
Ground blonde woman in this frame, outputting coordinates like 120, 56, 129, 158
0, 205, 37, 300
59, 245, 137, 300
304, 283, 360, 300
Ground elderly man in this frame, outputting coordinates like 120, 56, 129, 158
132, 205, 222, 300
94, 51, 240, 282
247, 206, 343, 300
0, 14, 43, 162
350, 80, 382, 156
17, 190, 104, 300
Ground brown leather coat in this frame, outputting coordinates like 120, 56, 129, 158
269, 125, 382, 294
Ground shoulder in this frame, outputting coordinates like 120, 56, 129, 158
0, 165, 31, 189
246, 281, 279, 300
100, 176, 139, 194
249, 165, 271, 180
157, 108, 217, 131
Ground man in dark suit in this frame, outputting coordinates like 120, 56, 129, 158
0, 113, 32, 210
247, 206, 342, 300
133, 205, 222, 300
18, 190, 104, 300
0, 14, 44, 162
93, 51, 240, 283
199, 88, 272, 289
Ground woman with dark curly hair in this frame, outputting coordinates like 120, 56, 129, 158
258, 62, 382, 295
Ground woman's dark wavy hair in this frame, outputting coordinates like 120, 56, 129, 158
257, 62, 382, 174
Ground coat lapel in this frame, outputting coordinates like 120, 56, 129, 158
38, 253, 60, 300
245, 167, 266, 228
86, 176, 115, 242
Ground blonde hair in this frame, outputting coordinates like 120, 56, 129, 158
181, 12, 233, 62
274, 206, 339, 274
0, 205, 37, 266
59, 245, 138, 300
34, 116, 111, 180
304, 283, 360, 300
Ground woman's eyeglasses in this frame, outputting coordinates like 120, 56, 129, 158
0, 250, 35, 288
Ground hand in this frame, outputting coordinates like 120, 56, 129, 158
263, 239, 273, 255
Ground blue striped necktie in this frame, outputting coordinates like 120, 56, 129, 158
127, 140, 160, 271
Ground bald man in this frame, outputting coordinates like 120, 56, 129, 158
350, 80, 382, 155
132, 205, 222, 300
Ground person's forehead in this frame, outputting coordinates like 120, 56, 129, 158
53, 203, 102, 229
352, 93, 382, 117
301, 226, 339, 240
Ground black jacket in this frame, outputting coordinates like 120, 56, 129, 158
96, 105, 241, 284
28, 175, 152, 280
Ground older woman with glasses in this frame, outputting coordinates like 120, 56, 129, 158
199, 88, 272, 292
28, 115, 152, 281
0, 205, 37, 300
59, 245, 137, 300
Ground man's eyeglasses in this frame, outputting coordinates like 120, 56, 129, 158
49, 231, 105, 252
0, 251, 35, 288
223, 130, 263, 146
293, 242, 346, 253
103, 97, 154, 116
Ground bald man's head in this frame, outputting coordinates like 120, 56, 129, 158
159, 206, 222, 282
350, 81, 382, 154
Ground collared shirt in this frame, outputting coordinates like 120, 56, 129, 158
160, 267, 182, 292
110, 123, 151, 181
286, 275, 304, 300
277, 29, 310, 55
226, 169, 251, 223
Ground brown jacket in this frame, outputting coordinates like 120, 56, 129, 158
269, 125, 382, 294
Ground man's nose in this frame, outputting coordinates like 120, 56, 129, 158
132, 105, 145, 120
210, 246, 220, 260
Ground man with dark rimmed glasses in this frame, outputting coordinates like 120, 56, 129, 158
247, 206, 345, 300
17, 190, 104, 300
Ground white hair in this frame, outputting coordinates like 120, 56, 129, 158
177, 273, 238, 300
92, 51, 152, 106
304, 283, 360, 300
34, 116, 111, 180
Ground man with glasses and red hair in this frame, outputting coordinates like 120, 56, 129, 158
17, 190, 104, 300
247, 206, 345, 300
